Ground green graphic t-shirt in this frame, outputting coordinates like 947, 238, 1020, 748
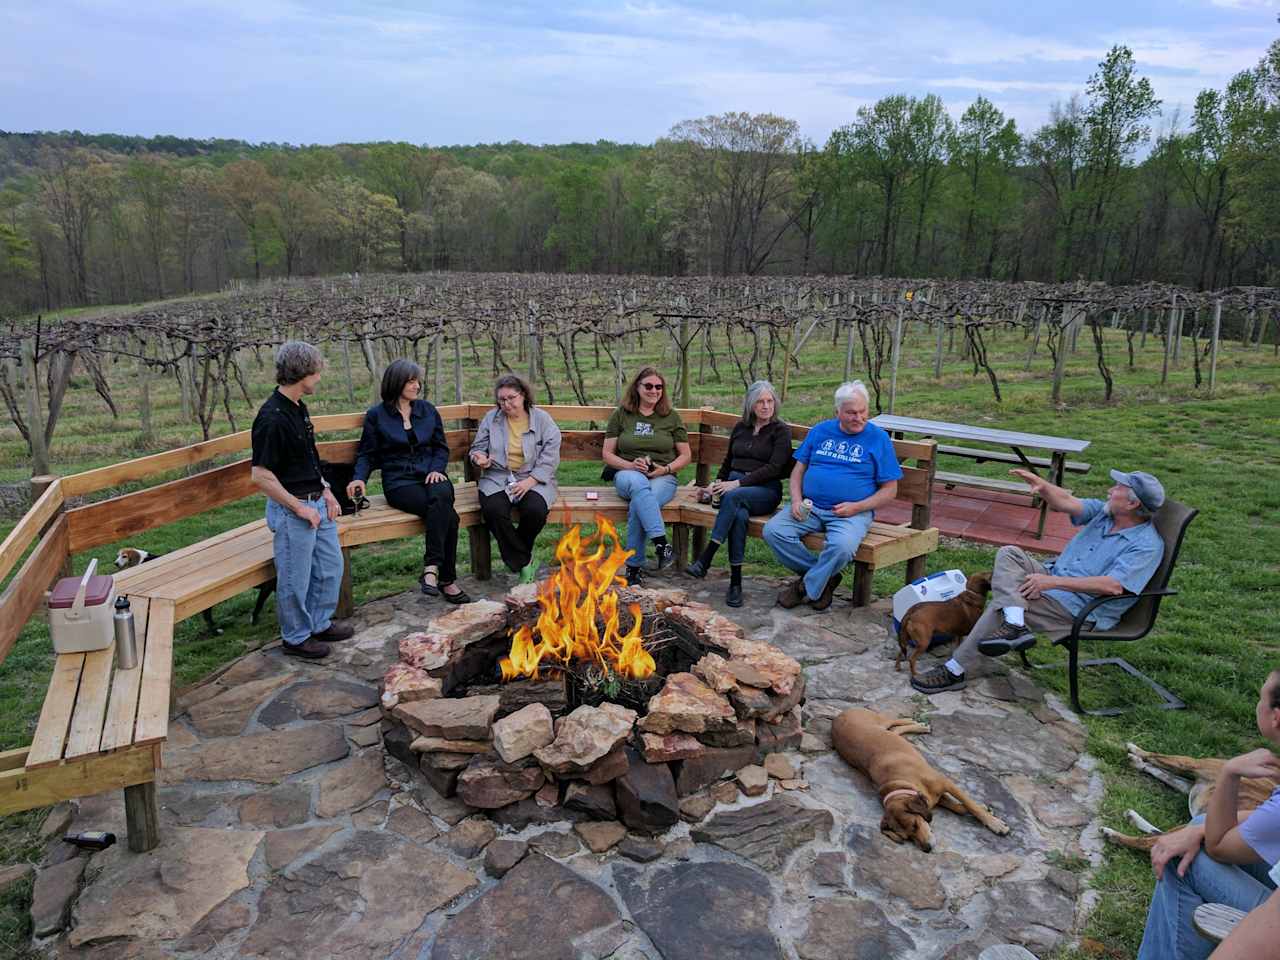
605, 408, 689, 465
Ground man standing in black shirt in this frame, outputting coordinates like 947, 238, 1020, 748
250, 341, 353, 659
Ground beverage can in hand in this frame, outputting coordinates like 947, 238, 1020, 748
798, 498, 814, 520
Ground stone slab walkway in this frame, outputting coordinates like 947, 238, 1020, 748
27, 569, 1102, 960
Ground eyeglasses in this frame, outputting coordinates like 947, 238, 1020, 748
497, 394, 523, 405
640, 382, 664, 391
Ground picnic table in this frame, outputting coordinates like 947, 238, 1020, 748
872, 414, 1091, 539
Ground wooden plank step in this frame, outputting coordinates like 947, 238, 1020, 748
936, 445, 1091, 473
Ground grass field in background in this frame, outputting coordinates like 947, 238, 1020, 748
0, 301, 1277, 958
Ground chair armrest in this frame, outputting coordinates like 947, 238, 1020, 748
1068, 587, 1178, 639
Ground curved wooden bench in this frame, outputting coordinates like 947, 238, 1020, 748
0, 405, 938, 850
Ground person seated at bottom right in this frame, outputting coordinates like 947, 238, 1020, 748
911, 466, 1166, 695
1136, 670, 1280, 960
762, 380, 901, 611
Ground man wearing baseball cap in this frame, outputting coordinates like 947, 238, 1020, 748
912, 465, 1166, 694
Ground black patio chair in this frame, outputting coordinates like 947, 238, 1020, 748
1021, 498, 1198, 717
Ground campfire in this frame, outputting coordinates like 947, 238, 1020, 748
500, 519, 656, 683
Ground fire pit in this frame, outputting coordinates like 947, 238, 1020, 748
379, 519, 808, 834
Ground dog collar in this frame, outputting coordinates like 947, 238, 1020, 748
881, 788, 919, 807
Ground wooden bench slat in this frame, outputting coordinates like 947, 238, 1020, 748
936, 471, 1045, 495
1193, 902, 1246, 944
115, 522, 274, 595
64, 645, 116, 760
134, 601, 174, 745
146, 541, 276, 603
27, 653, 86, 768
100, 597, 151, 752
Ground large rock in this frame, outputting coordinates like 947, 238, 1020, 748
411, 735, 492, 754
69, 827, 262, 947
427, 599, 509, 653
431, 853, 624, 960
533, 703, 636, 774
757, 709, 803, 754
175, 651, 292, 713
663, 602, 746, 651
257, 679, 380, 727
638, 673, 736, 736
457, 754, 545, 809
640, 732, 705, 763
264, 825, 341, 870
484, 838, 528, 878
492, 702, 555, 763
691, 796, 833, 871
186, 673, 295, 737
398, 631, 453, 672
240, 831, 476, 959
163, 724, 349, 783
564, 782, 617, 820
445, 818, 498, 858
316, 749, 386, 818
31, 857, 85, 937
720, 638, 803, 697
380, 663, 443, 709
393, 696, 500, 740
615, 860, 783, 960
575, 820, 627, 853
796, 897, 915, 960
692, 653, 737, 693
615, 747, 679, 835
675, 745, 758, 796
385, 804, 440, 844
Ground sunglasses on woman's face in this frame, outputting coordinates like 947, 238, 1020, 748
640, 381, 664, 391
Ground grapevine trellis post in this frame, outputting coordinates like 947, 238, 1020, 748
1209, 299, 1222, 397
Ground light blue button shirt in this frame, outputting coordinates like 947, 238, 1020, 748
1043, 499, 1164, 631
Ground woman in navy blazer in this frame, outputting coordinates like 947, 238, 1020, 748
347, 359, 471, 603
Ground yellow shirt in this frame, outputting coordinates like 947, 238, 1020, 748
506, 413, 528, 470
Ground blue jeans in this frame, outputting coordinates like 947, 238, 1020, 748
265, 496, 343, 647
762, 504, 874, 601
709, 472, 782, 565
1138, 815, 1275, 960
614, 470, 678, 569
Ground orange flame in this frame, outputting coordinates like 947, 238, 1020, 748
499, 517, 656, 682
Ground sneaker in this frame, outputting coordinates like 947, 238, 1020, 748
776, 578, 807, 609
911, 664, 966, 694
726, 582, 743, 608
312, 621, 354, 643
283, 637, 330, 660
519, 562, 538, 584
685, 558, 708, 579
809, 573, 843, 611
654, 542, 675, 571
626, 565, 644, 587
976, 619, 1037, 658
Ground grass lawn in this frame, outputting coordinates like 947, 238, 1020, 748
1, 292, 1277, 958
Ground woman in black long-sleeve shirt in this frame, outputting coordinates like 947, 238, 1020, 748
347, 359, 471, 603
686, 379, 792, 607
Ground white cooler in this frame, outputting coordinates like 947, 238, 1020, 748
891, 569, 969, 645
48, 558, 117, 654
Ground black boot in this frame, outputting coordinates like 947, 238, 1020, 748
726, 564, 743, 607
686, 540, 721, 579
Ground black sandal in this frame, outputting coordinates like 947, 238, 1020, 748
419, 569, 440, 596
441, 585, 472, 605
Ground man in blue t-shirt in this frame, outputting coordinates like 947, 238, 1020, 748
763, 381, 902, 610
1133, 670, 1280, 960
912, 466, 1166, 695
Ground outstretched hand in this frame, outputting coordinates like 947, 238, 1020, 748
1010, 468, 1047, 493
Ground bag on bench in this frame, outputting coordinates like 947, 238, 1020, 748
320, 461, 358, 516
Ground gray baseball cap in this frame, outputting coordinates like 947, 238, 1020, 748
1109, 469, 1165, 513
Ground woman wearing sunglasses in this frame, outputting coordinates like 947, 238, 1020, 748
685, 379, 792, 607
468, 374, 562, 583
347, 359, 471, 603
602, 366, 692, 585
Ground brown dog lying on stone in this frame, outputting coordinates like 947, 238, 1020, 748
895, 571, 992, 677
832, 707, 1010, 852
1103, 742, 1278, 852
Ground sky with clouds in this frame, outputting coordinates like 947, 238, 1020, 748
2, 1, 1277, 147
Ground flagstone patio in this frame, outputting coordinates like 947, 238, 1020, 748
26, 569, 1103, 960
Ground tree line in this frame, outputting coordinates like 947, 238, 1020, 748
1, 41, 1277, 315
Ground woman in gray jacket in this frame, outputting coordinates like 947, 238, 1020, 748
468, 375, 562, 582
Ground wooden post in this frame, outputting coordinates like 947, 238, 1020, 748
692, 408, 713, 561
21, 338, 50, 478
527, 301, 538, 386
1051, 304, 1072, 405
887, 304, 904, 414
1161, 298, 1175, 386
843, 320, 856, 381
138, 349, 153, 445
30, 474, 72, 579
933, 319, 945, 379
679, 316, 691, 408
780, 320, 796, 401
1209, 299, 1222, 397
1140, 308, 1149, 349
453, 334, 463, 404
124, 780, 160, 853
340, 339, 356, 404
1172, 307, 1183, 363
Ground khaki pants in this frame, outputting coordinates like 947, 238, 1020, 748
952, 545, 1079, 672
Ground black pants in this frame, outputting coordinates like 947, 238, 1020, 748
479, 489, 549, 572
387, 479, 459, 583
